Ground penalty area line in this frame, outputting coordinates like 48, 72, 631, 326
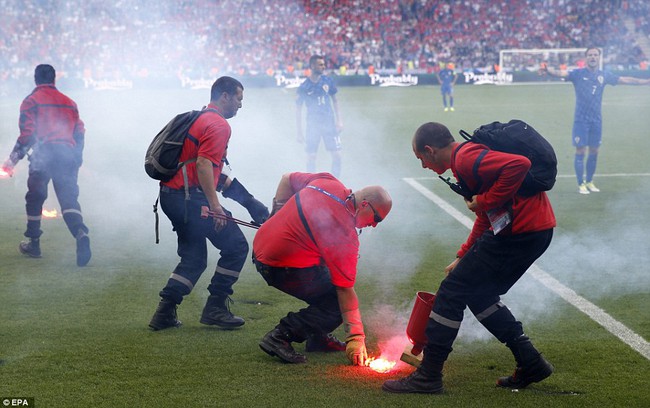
403, 177, 650, 361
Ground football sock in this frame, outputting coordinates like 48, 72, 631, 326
586, 153, 598, 183
574, 153, 585, 185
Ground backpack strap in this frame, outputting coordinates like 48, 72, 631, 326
459, 129, 472, 141
175, 108, 219, 172
470, 149, 488, 193
451, 142, 472, 195
153, 192, 160, 244
452, 142, 488, 197
295, 191, 316, 245
179, 108, 220, 221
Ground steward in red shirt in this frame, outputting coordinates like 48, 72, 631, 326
2, 64, 91, 266
253, 172, 392, 366
384, 122, 555, 394
148, 76, 269, 332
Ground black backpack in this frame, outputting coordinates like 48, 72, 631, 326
444, 120, 557, 198
144, 110, 205, 181
146, 109, 218, 244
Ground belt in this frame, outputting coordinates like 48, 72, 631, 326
160, 185, 203, 194
252, 253, 323, 275
252, 254, 274, 285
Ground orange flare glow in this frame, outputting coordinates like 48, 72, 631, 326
42, 209, 59, 218
366, 357, 396, 373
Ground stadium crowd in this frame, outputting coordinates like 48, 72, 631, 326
624, 0, 650, 43
1, 0, 648, 84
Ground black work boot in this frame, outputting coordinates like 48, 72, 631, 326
259, 327, 307, 364
305, 332, 346, 352
382, 368, 444, 394
76, 230, 91, 267
497, 335, 553, 388
497, 355, 554, 388
149, 298, 182, 331
19, 238, 41, 258
200, 295, 245, 328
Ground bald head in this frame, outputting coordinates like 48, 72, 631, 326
354, 185, 392, 219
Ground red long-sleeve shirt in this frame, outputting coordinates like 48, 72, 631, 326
18, 84, 85, 148
451, 142, 556, 258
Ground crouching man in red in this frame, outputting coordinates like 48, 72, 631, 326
383, 122, 556, 393
253, 172, 392, 365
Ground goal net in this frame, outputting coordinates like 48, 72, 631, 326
499, 48, 603, 73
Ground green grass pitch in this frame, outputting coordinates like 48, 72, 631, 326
1, 82, 649, 407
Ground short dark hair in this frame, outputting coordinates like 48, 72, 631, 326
210, 76, 243, 101
309, 55, 324, 67
413, 122, 455, 152
585, 47, 601, 56
34, 64, 56, 85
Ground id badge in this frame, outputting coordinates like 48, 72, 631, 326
487, 207, 512, 235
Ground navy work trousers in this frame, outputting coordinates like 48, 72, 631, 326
25, 144, 87, 239
254, 257, 341, 341
422, 229, 554, 369
159, 187, 249, 304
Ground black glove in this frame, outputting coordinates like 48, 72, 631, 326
9, 141, 29, 164
2, 142, 29, 176
245, 198, 270, 225
216, 173, 228, 192
222, 178, 270, 225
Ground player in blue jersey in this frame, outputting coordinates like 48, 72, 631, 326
436, 63, 457, 112
541, 47, 650, 194
296, 55, 343, 177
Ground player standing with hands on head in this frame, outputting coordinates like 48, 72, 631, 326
296, 55, 343, 177
541, 47, 650, 194
436, 62, 457, 112
148, 76, 269, 331
1, 64, 91, 266
253, 172, 391, 366
383, 122, 555, 394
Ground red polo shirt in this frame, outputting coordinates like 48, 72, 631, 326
253, 172, 360, 288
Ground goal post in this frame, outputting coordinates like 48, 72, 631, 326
499, 48, 603, 73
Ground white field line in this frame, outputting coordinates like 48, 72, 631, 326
556, 173, 650, 178
403, 177, 650, 361
409, 173, 650, 181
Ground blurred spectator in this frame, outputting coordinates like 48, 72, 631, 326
0, 0, 648, 84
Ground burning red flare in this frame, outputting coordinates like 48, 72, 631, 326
0, 168, 11, 178
366, 357, 396, 373
42, 209, 59, 218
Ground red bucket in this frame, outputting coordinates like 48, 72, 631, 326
406, 291, 436, 356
